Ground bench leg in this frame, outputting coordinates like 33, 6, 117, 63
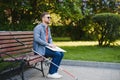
27, 61, 45, 77
32, 61, 45, 77
20, 60, 26, 80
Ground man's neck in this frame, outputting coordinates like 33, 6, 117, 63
42, 22, 48, 27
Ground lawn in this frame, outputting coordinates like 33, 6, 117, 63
54, 41, 120, 63
61, 46, 120, 63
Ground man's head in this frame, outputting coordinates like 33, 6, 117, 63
41, 12, 51, 25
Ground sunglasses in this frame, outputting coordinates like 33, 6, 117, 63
47, 17, 51, 19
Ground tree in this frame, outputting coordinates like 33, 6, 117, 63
0, 0, 32, 30
92, 13, 120, 46
77, 0, 120, 41
0, 0, 58, 30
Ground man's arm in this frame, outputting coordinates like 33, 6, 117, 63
34, 26, 49, 46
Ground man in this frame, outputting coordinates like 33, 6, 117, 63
33, 12, 64, 79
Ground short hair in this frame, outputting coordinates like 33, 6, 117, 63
41, 12, 50, 19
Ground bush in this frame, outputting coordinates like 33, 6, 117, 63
92, 13, 120, 46
50, 25, 71, 37
51, 25, 96, 41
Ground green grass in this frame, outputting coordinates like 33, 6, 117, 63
0, 61, 20, 71
61, 46, 120, 63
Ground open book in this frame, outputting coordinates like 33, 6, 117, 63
46, 46, 66, 52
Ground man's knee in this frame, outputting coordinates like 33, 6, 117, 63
55, 52, 64, 58
60, 52, 64, 58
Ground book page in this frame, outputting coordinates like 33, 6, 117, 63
46, 46, 66, 52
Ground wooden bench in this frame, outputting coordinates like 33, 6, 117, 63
0, 31, 45, 80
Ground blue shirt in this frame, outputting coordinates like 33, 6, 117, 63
33, 23, 52, 55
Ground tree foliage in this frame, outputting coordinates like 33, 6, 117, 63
0, 0, 120, 46
92, 13, 120, 46
68, 0, 119, 41
0, 0, 33, 30
0, 0, 84, 31
54, 0, 83, 23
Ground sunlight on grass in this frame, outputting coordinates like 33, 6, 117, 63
54, 41, 98, 46
54, 41, 120, 47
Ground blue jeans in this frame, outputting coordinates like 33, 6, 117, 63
45, 48, 64, 74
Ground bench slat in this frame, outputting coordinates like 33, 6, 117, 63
0, 41, 33, 49
0, 38, 33, 44
0, 45, 32, 53
0, 31, 33, 36
1, 48, 32, 56
4, 54, 43, 65
0, 35, 33, 40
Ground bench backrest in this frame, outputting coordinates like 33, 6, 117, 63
0, 31, 33, 58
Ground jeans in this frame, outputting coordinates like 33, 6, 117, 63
45, 48, 64, 74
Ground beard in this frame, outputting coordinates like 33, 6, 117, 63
45, 21, 50, 24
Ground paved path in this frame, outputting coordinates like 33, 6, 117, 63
12, 63, 120, 80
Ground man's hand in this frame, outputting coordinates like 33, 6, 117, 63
48, 44, 56, 48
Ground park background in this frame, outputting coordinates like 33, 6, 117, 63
0, 0, 120, 65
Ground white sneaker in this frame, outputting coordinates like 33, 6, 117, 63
54, 73, 63, 77
47, 73, 63, 79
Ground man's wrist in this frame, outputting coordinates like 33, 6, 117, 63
45, 43, 49, 46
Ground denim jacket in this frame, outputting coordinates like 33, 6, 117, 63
33, 23, 52, 55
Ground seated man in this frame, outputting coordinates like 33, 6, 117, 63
33, 12, 64, 79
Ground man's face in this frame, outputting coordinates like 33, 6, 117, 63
42, 14, 51, 24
